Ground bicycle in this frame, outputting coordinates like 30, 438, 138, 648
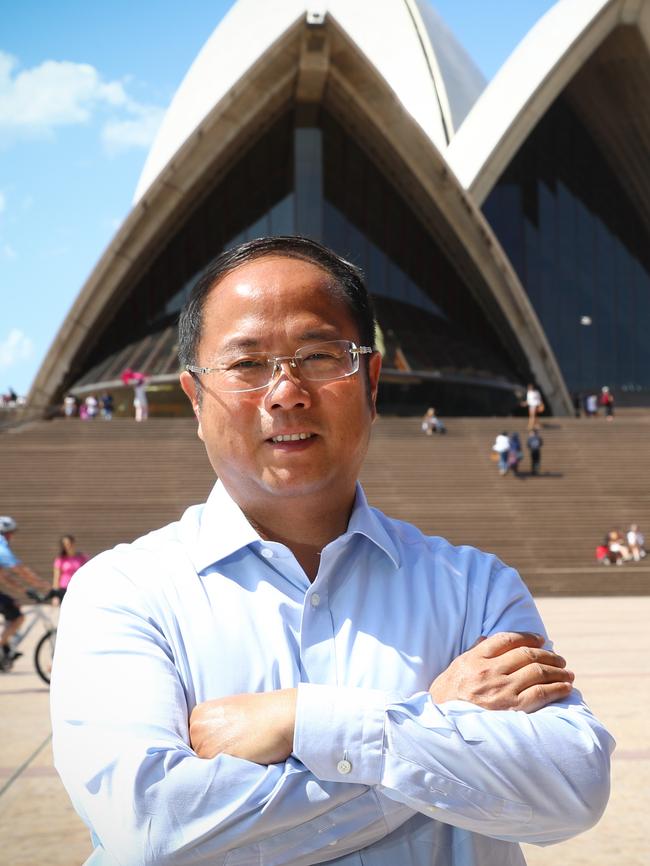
1, 588, 60, 684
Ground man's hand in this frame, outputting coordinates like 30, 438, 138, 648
429, 632, 574, 713
190, 688, 297, 764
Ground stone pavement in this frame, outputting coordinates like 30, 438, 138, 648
1, 596, 648, 866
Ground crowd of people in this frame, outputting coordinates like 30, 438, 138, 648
63, 392, 114, 420
492, 427, 543, 476
576, 386, 615, 420
596, 525, 646, 565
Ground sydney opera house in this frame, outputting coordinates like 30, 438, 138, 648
29, 0, 650, 416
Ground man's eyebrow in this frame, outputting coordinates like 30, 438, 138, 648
216, 329, 342, 355
298, 327, 341, 342
216, 337, 263, 354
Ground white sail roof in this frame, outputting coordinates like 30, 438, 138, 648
134, 0, 484, 203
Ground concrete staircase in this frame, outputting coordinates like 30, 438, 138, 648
1, 414, 649, 601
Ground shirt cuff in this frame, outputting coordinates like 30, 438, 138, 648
293, 683, 392, 786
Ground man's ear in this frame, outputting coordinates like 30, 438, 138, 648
368, 351, 382, 421
179, 371, 204, 440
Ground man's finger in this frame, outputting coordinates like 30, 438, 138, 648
477, 631, 546, 659
496, 646, 567, 674
511, 662, 575, 694
515, 681, 574, 713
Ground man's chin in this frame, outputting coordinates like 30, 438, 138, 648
258, 471, 334, 499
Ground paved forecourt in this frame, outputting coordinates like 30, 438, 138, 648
1, 596, 647, 866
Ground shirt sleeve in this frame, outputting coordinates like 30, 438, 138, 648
0, 544, 19, 568
50, 568, 413, 866
293, 565, 614, 847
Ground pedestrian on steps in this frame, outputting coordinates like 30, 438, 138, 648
527, 427, 543, 476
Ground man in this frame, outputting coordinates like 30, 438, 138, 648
51, 237, 612, 866
527, 427, 544, 476
0, 515, 40, 669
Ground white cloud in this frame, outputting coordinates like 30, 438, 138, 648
0, 51, 163, 152
1, 243, 16, 260
0, 329, 33, 369
0, 190, 5, 213
101, 103, 165, 155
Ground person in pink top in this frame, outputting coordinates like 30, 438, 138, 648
52, 535, 89, 604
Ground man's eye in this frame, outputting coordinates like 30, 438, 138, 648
229, 358, 266, 370
304, 351, 337, 362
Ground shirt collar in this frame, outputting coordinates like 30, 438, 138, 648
189, 480, 261, 573
345, 483, 401, 568
187, 479, 400, 573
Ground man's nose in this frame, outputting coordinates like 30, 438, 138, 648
265, 360, 311, 409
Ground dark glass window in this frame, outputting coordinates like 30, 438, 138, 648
484, 95, 650, 395
73, 109, 531, 414
321, 112, 517, 385
80, 114, 294, 380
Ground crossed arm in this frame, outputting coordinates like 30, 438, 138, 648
190, 631, 574, 763
188, 632, 613, 847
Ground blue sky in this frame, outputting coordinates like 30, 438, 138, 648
1, 0, 555, 398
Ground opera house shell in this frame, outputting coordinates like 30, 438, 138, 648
29, 0, 650, 417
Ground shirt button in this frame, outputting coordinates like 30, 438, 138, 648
336, 759, 352, 775
310, 593, 321, 607
261, 548, 273, 559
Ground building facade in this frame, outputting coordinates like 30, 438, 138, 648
29, 0, 650, 416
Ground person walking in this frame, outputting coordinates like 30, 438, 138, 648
527, 427, 544, 475
507, 432, 523, 476
492, 431, 510, 475
523, 384, 543, 430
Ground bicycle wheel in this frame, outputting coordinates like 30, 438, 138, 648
34, 628, 57, 685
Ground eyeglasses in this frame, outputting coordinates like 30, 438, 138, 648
186, 339, 373, 393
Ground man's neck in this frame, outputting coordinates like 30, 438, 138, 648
239, 492, 356, 582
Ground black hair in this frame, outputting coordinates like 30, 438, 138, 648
59, 535, 75, 557
178, 236, 376, 369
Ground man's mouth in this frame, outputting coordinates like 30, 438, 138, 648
270, 432, 315, 443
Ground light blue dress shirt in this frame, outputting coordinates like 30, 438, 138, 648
50, 481, 613, 866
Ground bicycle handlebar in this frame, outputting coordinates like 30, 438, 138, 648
26, 588, 63, 603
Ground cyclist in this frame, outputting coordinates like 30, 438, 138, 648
0, 515, 42, 670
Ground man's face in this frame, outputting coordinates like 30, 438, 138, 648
180, 255, 381, 513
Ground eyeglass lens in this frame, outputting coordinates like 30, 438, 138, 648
218, 340, 358, 392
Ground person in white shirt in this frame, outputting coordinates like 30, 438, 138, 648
523, 385, 543, 430
626, 524, 646, 561
492, 431, 510, 476
50, 237, 613, 866
133, 380, 148, 421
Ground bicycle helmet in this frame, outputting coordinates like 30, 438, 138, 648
0, 516, 17, 533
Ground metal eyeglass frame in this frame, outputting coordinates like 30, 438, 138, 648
185, 340, 374, 393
